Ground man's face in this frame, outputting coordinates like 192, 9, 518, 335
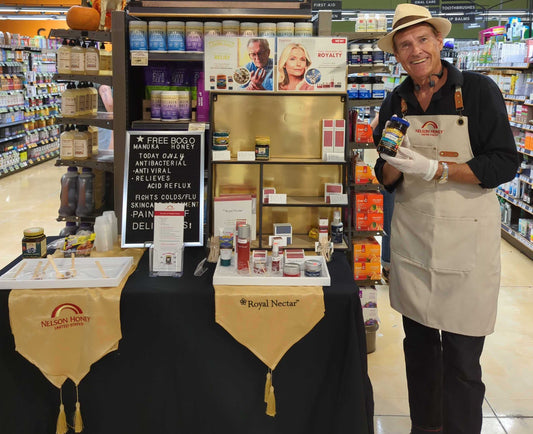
393, 24, 443, 83
248, 41, 270, 68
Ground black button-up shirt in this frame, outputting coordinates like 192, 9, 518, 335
374, 60, 520, 190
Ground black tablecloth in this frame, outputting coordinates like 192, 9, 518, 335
0, 249, 374, 434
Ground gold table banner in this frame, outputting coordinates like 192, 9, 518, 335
8, 247, 144, 433
214, 285, 324, 416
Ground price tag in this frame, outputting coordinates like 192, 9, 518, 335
188, 122, 206, 132
268, 194, 287, 204
237, 151, 256, 161
212, 150, 231, 161
329, 193, 348, 205
130, 51, 149, 66
326, 153, 345, 162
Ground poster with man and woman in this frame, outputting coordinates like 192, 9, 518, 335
204, 36, 346, 93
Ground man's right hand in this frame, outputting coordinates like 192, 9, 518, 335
247, 68, 266, 90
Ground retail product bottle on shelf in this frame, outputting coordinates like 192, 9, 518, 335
88, 125, 99, 155
59, 221, 78, 237
61, 83, 78, 117
60, 125, 75, 160
99, 43, 112, 76
85, 41, 100, 75
58, 166, 79, 217
331, 210, 344, 244
70, 40, 85, 75
57, 39, 71, 74
73, 126, 90, 160
237, 223, 251, 274
88, 82, 98, 114
76, 167, 95, 217
270, 240, 282, 275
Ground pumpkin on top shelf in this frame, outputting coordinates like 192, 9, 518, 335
66, 6, 100, 31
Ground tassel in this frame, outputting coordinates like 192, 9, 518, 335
56, 404, 68, 434
74, 385, 83, 433
266, 385, 276, 417
74, 401, 83, 433
264, 371, 272, 403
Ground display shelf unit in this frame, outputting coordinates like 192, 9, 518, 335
49, 28, 116, 226
479, 63, 533, 259
59, 112, 114, 129
1, 43, 60, 176
209, 92, 349, 251
52, 73, 113, 87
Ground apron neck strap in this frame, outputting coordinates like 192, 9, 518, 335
400, 85, 464, 117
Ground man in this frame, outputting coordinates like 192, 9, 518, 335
243, 38, 273, 91
373, 4, 519, 433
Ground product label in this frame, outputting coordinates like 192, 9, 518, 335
149, 30, 167, 51
161, 98, 179, 121
85, 52, 99, 71
57, 50, 71, 70
185, 31, 203, 51
130, 29, 148, 51
167, 31, 185, 51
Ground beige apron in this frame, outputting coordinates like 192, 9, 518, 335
389, 89, 501, 336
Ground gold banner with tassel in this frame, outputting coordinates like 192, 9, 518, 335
56, 388, 68, 434
74, 385, 83, 433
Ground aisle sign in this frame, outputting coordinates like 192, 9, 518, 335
412, 0, 438, 6
441, 3, 477, 13
122, 131, 205, 247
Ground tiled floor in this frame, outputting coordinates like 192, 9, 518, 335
1, 159, 533, 433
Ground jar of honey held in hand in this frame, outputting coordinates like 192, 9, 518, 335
377, 116, 409, 157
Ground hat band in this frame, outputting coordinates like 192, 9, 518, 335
393, 15, 430, 29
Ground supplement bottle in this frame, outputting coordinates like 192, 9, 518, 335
236, 223, 251, 274
377, 116, 410, 157
76, 167, 95, 217
58, 166, 79, 217
60, 125, 75, 160
331, 210, 344, 244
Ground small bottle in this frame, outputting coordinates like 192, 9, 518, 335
331, 210, 344, 244
236, 224, 251, 274
88, 83, 98, 114
22, 227, 47, 258
377, 116, 410, 157
270, 241, 282, 275
76, 167, 95, 217
99, 43, 113, 76
219, 230, 233, 266
57, 38, 71, 74
58, 166, 79, 217
84, 41, 100, 75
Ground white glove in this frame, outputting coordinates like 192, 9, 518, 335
381, 147, 438, 181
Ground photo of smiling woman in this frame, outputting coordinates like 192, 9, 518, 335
277, 43, 314, 91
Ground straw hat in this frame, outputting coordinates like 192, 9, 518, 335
377, 4, 451, 53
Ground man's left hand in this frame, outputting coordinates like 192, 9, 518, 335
381, 147, 438, 181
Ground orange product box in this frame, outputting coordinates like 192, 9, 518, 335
355, 122, 373, 143
355, 211, 369, 231
367, 213, 384, 231
354, 261, 381, 281
355, 162, 378, 184
353, 237, 381, 263
366, 192, 383, 213
355, 193, 369, 212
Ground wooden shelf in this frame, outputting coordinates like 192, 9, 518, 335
59, 112, 113, 129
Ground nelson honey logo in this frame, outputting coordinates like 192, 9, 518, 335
41, 303, 91, 330
240, 298, 300, 310
416, 121, 444, 137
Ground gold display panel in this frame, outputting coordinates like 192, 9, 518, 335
212, 93, 344, 158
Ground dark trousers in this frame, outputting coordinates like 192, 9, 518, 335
402, 316, 486, 434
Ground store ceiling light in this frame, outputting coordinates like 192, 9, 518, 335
1, 14, 66, 20
0, 6, 70, 13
